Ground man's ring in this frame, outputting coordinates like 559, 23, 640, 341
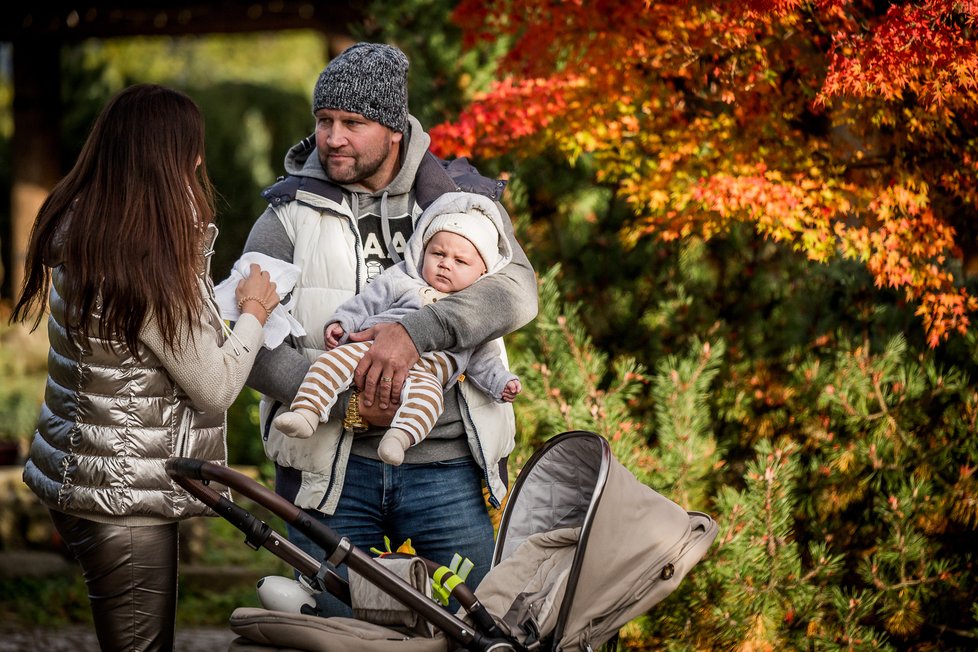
381, 376, 393, 383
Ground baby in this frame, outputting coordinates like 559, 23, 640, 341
272, 192, 522, 465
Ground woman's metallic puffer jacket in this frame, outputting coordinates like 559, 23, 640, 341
23, 267, 226, 520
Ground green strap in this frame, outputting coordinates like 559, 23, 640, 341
430, 555, 475, 606
450, 554, 474, 582
431, 566, 453, 605
443, 573, 464, 592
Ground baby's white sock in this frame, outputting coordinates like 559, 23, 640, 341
272, 408, 319, 439
378, 429, 413, 466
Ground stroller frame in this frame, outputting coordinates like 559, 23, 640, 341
166, 456, 512, 651
492, 431, 611, 648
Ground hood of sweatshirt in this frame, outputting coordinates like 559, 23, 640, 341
402, 191, 513, 284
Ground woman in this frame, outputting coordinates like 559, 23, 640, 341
10, 84, 279, 651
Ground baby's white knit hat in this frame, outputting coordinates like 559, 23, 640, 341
422, 208, 500, 270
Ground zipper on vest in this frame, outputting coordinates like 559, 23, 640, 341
458, 391, 500, 509
316, 428, 349, 511
263, 400, 282, 441
345, 217, 363, 294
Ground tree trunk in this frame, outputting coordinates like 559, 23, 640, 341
4, 40, 61, 302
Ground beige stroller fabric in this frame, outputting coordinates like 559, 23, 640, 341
477, 432, 718, 650
349, 556, 434, 636
472, 526, 581, 640
228, 609, 450, 652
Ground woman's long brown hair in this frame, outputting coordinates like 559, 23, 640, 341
11, 84, 217, 356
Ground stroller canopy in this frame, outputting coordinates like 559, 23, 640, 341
478, 431, 718, 650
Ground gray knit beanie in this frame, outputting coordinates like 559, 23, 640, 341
312, 42, 409, 133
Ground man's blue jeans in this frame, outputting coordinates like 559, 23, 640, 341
285, 454, 496, 617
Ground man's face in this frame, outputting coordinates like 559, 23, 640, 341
315, 108, 403, 191
421, 231, 487, 294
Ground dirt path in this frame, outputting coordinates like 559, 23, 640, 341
0, 624, 238, 651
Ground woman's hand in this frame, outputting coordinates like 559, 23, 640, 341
235, 263, 279, 325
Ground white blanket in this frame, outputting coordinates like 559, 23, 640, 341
214, 252, 306, 349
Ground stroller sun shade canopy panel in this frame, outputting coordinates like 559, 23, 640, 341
478, 431, 719, 651
493, 431, 607, 564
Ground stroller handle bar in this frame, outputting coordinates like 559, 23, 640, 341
166, 457, 305, 527
167, 468, 352, 603
166, 457, 516, 652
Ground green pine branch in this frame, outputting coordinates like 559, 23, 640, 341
510, 265, 650, 467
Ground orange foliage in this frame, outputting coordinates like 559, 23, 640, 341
432, 0, 978, 346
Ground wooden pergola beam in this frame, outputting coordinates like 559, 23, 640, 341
0, 2, 360, 41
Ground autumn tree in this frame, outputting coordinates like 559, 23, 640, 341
432, 0, 978, 347
423, 1, 978, 649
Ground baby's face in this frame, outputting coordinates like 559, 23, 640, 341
421, 231, 487, 293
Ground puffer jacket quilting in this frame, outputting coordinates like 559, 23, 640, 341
23, 268, 228, 520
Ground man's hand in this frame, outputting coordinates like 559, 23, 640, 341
349, 322, 420, 409
357, 399, 396, 427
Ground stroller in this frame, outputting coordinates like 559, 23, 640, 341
167, 430, 718, 651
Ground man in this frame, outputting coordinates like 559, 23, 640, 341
242, 42, 538, 615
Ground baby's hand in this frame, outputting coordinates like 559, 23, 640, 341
501, 379, 522, 403
324, 322, 346, 349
